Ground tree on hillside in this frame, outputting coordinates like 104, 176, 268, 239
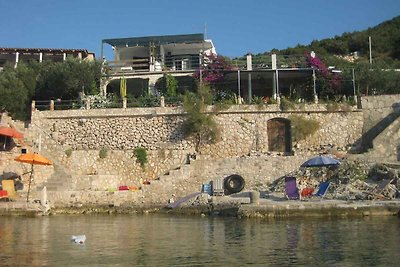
35, 58, 101, 100
0, 67, 30, 120
356, 61, 400, 95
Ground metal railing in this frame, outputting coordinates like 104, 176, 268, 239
106, 55, 201, 74
34, 100, 85, 111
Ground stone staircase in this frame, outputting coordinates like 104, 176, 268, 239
363, 114, 399, 163
38, 162, 72, 191
139, 155, 202, 202
25, 122, 73, 192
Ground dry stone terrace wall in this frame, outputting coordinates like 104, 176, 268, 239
32, 105, 363, 158
29, 104, 363, 192
55, 116, 187, 150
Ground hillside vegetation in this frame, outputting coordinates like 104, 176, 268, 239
239, 16, 400, 68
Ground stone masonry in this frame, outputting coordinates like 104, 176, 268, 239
25, 103, 363, 198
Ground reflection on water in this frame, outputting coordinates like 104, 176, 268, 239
0, 214, 399, 266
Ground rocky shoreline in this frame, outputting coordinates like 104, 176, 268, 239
1, 196, 400, 218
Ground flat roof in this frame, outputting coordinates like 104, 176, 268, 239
0, 47, 93, 55
102, 33, 205, 47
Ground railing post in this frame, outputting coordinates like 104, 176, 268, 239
31, 101, 36, 112
86, 98, 91, 110
160, 96, 165, 107
123, 97, 127, 109
50, 100, 54, 111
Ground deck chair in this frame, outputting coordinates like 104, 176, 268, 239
2, 180, 17, 200
0, 189, 9, 201
285, 176, 299, 200
313, 182, 330, 200
367, 179, 394, 200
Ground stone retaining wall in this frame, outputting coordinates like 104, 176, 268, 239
28, 104, 363, 194
360, 94, 400, 160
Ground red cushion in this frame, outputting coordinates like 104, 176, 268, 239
301, 187, 314, 197
118, 186, 129, 191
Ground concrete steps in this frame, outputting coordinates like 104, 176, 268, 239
366, 116, 399, 162
37, 163, 72, 191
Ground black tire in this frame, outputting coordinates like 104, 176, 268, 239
224, 174, 245, 194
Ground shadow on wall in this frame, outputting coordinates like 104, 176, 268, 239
397, 145, 400, 161
353, 102, 400, 153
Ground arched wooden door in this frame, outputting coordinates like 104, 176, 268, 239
267, 118, 291, 152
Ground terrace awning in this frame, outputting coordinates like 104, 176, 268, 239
102, 33, 205, 47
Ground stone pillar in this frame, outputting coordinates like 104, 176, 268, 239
313, 69, 318, 103
275, 69, 280, 98
246, 53, 252, 103
237, 70, 241, 100
63, 53, 66, 61
39, 52, 43, 63
50, 100, 54, 111
271, 54, 277, 99
250, 191, 260, 205
14, 52, 19, 68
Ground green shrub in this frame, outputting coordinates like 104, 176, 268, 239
99, 147, 108, 159
326, 102, 340, 112
213, 100, 233, 113
340, 103, 353, 112
289, 115, 320, 142
251, 96, 264, 105
134, 147, 148, 168
65, 148, 73, 157
166, 74, 178, 97
280, 98, 296, 111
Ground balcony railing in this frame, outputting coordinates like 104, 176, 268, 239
105, 55, 201, 75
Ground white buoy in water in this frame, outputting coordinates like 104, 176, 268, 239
71, 235, 86, 244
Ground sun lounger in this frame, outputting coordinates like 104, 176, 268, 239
285, 176, 299, 200
366, 179, 394, 200
1, 180, 17, 200
313, 182, 330, 200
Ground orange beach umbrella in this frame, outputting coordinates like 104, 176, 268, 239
15, 153, 52, 202
0, 126, 24, 140
15, 153, 52, 166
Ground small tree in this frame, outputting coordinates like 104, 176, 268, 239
165, 74, 178, 97
182, 85, 219, 152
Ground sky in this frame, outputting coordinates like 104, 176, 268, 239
1, 0, 399, 60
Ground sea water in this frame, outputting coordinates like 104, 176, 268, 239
0, 214, 399, 266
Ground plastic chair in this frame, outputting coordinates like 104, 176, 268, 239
285, 177, 299, 200
0, 189, 9, 201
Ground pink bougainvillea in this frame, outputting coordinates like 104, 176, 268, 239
194, 53, 233, 83
306, 52, 342, 91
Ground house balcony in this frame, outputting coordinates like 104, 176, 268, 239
105, 54, 201, 77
